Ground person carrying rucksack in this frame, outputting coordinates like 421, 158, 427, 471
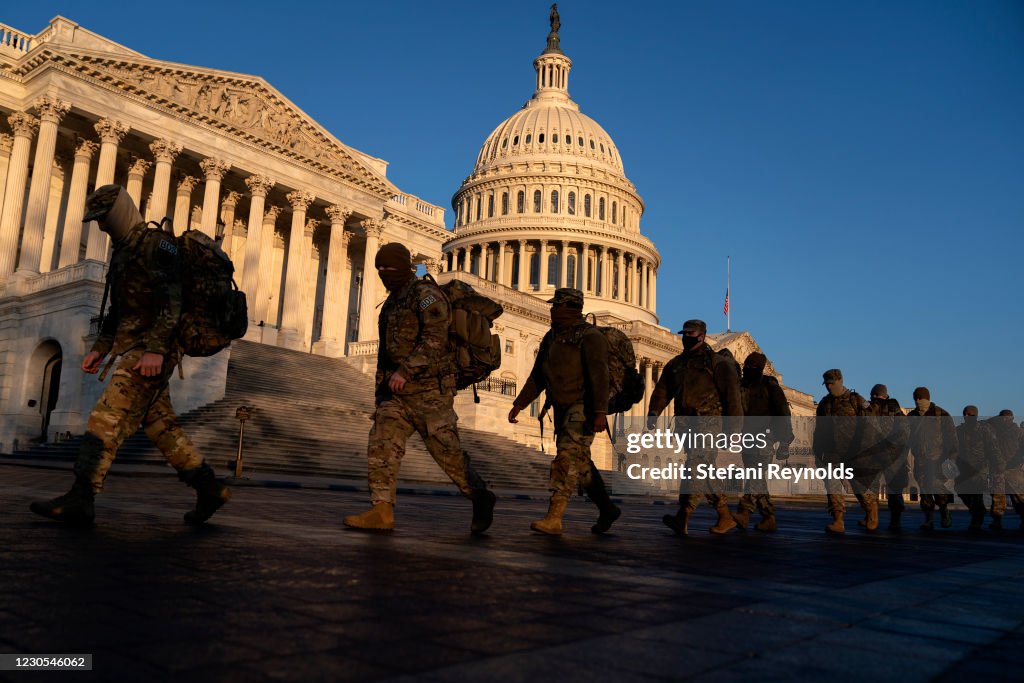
30, 185, 230, 525
509, 288, 621, 536
343, 243, 495, 534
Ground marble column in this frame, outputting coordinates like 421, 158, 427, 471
172, 175, 199, 235
19, 97, 70, 275
496, 240, 506, 286
199, 157, 230, 238
643, 360, 654, 417
517, 240, 527, 290
279, 190, 315, 349
228, 219, 246, 282
39, 156, 68, 274
85, 118, 128, 260
219, 191, 241, 257
147, 139, 181, 223
357, 219, 384, 341
253, 205, 283, 325
559, 240, 569, 289
644, 262, 652, 309
637, 258, 645, 309
240, 175, 273, 319
316, 204, 352, 356
58, 138, 98, 268
539, 240, 550, 291
0, 134, 12, 222
615, 250, 624, 302
593, 245, 604, 297
425, 258, 442, 277
650, 267, 657, 313
0, 112, 39, 281
577, 243, 586, 290
125, 157, 152, 208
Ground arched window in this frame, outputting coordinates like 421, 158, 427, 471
533, 190, 542, 213
599, 197, 606, 221
526, 133, 532, 144
568, 191, 576, 215
475, 195, 481, 221
530, 252, 539, 288
470, 248, 479, 276
552, 134, 559, 144
488, 194, 494, 218
513, 135, 519, 145
538, 133, 545, 144
584, 194, 591, 218
578, 136, 584, 146
590, 139, 595, 150
550, 190, 559, 213
517, 191, 525, 213
502, 192, 509, 215
566, 255, 576, 288
511, 252, 520, 288
547, 253, 559, 285
611, 201, 617, 224
502, 138, 508, 148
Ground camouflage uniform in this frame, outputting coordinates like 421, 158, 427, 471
989, 416, 1024, 523
513, 320, 610, 502
907, 403, 958, 513
865, 395, 910, 527
814, 387, 868, 516
649, 343, 743, 512
367, 276, 487, 505
955, 417, 999, 528
738, 372, 793, 518
79, 224, 203, 491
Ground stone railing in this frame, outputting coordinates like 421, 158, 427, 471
388, 192, 443, 222
0, 23, 33, 55
23, 260, 108, 294
475, 376, 517, 397
435, 271, 548, 315
346, 339, 378, 356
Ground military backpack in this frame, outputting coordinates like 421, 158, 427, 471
581, 315, 645, 414
175, 227, 248, 356
428, 276, 504, 393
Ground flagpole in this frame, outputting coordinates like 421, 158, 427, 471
726, 255, 731, 333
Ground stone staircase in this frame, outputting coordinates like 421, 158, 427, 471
10, 341, 655, 495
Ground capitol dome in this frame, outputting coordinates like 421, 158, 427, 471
442, 18, 660, 325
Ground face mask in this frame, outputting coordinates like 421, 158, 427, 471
551, 307, 582, 329
964, 415, 977, 427
379, 268, 414, 291
915, 399, 931, 413
743, 367, 763, 385
828, 381, 845, 397
682, 335, 702, 351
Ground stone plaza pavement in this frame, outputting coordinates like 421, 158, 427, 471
3, 464, 1023, 683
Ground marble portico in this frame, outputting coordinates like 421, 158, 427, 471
0, 17, 446, 449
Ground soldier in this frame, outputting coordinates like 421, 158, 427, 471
508, 288, 619, 535
954, 405, 999, 533
649, 319, 743, 536
732, 352, 793, 532
343, 243, 495, 534
812, 369, 867, 535
989, 410, 1024, 531
907, 387, 958, 531
30, 185, 230, 525
866, 384, 911, 532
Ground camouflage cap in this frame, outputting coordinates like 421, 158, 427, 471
913, 386, 930, 400
547, 287, 584, 308
870, 383, 888, 397
83, 184, 123, 222
999, 409, 1014, 417
822, 369, 843, 385
963, 405, 979, 417
677, 319, 707, 335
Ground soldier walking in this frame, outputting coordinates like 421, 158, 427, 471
907, 387, 958, 531
989, 410, 1024, 531
509, 288, 620, 535
649, 320, 743, 536
732, 352, 793, 532
865, 384, 911, 532
954, 405, 1000, 533
343, 243, 495, 533
30, 185, 230, 525
813, 369, 867, 535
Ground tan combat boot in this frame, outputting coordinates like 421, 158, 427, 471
755, 514, 778, 532
662, 507, 692, 536
857, 496, 878, 532
29, 477, 95, 525
531, 497, 568, 535
731, 507, 752, 530
344, 503, 394, 531
825, 511, 845, 535
710, 505, 738, 534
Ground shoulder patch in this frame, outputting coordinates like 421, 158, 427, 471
418, 294, 438, 311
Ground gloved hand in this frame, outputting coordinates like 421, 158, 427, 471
775, 442, 791, 460
646, 416, 658, 431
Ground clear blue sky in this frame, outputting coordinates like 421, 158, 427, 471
5, 1, 1023, 414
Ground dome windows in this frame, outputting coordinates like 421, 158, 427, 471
533, 190, 542, 213
502, 192, 509, 215
525, 133, 532, 145
513, 135, 519, 145
599, 197, 606, 220
551, 190, 559, 213
568, 191, 576, 215
611, 201, 617, 224
517, 191, 525, 213
502, 138, 508, 149
552, 134, 559, 144
600, 143, 605, 153
589, 139, 595, 150
488, 194, 494, 218
584, 194, 591, 217
578, 136, 584, 146
538, 133, 545, 144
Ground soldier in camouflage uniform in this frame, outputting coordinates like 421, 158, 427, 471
509, 288, 619, 535
649, 319, 743, 536
732, 352, 793, 533
865, 384, 911, 532
343, 243, 495, 534
954, 405, 999, 533
907, 387, 958, 531
813, 369, 867, 535
989, 410, 1024, 531
30, 185, 230, 525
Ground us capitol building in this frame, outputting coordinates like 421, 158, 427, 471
0, 15, 814, 473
